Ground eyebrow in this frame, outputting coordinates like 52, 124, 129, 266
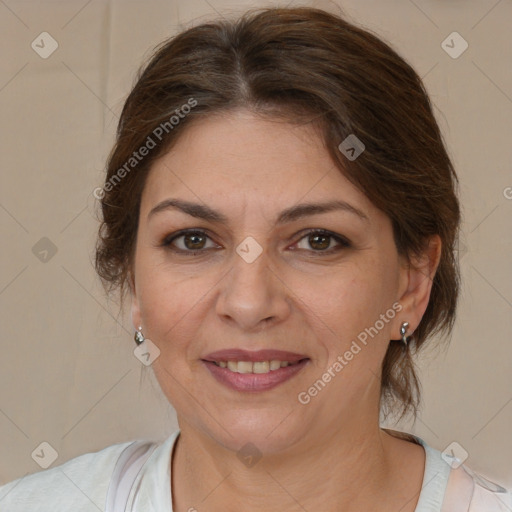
148, 198, 369, 224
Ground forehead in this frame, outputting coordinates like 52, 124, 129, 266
140, 110, 377, 220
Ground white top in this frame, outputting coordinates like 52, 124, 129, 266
0, 429, 510, 511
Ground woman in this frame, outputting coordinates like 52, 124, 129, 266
0, 6, 510, 511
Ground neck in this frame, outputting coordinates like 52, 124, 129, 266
171, 419, 423, 512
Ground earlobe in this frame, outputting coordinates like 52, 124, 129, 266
129, 271, 142, 331
131, 296, 141, 332
393, 235, 442, 338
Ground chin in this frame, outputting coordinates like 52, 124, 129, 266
199, 410, 308, 456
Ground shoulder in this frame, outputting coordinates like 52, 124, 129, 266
391, 431, 512, 512
0, 439, 140, 512
463, 466, 512, 512
426, 443, 512, 512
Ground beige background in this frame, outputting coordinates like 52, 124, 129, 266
1, 0, 511, 489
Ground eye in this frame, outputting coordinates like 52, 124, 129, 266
293, 229, 351, 253
161, 229, 219, 254
161, 228, 351, 256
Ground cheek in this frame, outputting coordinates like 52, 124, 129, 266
295, 263, 397, 363
136, 259, 206, 352
136, 271, 206, 399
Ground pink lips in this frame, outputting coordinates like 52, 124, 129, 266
201, 349, 310, 392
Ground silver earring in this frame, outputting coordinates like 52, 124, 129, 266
134, 326, 145, 346
400, 322, 410, 346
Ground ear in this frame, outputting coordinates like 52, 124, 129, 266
128, 270, 142, 331
392, 235, 442, 339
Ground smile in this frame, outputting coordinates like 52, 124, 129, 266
202, 358, 310, 392
212, 360, 302, 373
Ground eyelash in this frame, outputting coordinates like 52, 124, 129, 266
161, 228, 351, 256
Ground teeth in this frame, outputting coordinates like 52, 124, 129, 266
253, 361, 269, 374
213, 359, 301, 374
270, 360, 281, 371
237, 361, 253, 374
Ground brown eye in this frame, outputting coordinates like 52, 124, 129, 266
294, 229, 350, 253
182, 232, 207, 250
308, 233, 331, 250
162, 229, 218, 254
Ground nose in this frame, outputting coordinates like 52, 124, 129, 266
215, 246, 291, 332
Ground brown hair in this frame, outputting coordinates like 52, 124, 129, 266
95, 7, 460, 419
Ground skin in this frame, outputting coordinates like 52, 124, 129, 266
130, 109, 441, 511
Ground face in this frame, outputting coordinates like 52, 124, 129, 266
131, 110, 417, 454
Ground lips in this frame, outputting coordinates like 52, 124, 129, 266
201, 348, 310, 392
